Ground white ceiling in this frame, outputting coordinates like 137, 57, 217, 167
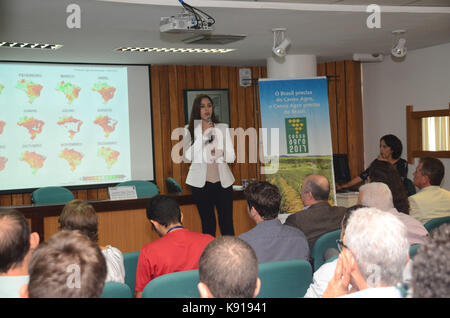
0, 0, 449, 66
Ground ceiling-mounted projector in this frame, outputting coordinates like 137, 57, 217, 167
160, 12, 213, 33
352, 53, 384, 62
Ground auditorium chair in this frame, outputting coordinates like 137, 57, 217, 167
141, 269, 200, 298
257, 259, 312, 298
31, 186, 75, 204
166, 177, 182, 194
116, 180, 159, 198
101, 282, 132, 298
409, 244, 421, 259
311, 229, 342, 271
424, 216, 450, 233
123, 250, 140, 293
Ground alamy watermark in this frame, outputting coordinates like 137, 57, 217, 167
66, 4, 81, 29
170, 122, 280, 174
66, 264, 81, 289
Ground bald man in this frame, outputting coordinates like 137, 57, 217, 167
285, 174, 347, 252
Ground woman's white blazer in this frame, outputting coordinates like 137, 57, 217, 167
184, 123, 235, 188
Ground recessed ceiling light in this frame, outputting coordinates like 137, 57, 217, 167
114, 47, 235, 54
0, 41, 63, 50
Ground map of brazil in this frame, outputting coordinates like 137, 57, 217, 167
0, 157, 7, 171
21, 151, 46, 174
16, 79, 43, 104
92, 82, 116, 103
93, 115, 117, 138
0, 121, 5, 135
98, 147, 119, 169
56, 81, 81, 104
57, 116, 83, 139
17, 116, 45, 140
59, 148, 83, 171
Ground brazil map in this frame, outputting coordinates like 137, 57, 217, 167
0, 63, 131, 191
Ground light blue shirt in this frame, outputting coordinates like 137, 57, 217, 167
0, 275, 29, 298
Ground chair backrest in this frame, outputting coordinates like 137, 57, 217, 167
141, 269, 200, 298
31, 186, 75, 204
123, 250, 140, 293
311, 229, 342, 271
409, 244, 421, 259
424, 216, 450, 233
116, 180, 159, 198
166, 177, 182, 193
101, 282, 132, 298
257, 259, 312, 298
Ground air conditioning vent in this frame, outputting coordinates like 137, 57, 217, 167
183, 34, 246, 45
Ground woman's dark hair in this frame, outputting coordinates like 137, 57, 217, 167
368, 160, 410, 214
380, 134, 403, 159
58, 200, 99, 242
187, 94, 219, 145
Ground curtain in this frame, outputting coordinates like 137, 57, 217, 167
422, 116, 449, 151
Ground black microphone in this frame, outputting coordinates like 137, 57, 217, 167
206, 117, 214, 143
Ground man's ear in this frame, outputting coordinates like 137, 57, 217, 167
197, 282, 214, 298
253, 277, 261, 298
19, 284, 29, 298
30, 232, 40, 250
180, 211, 184, 224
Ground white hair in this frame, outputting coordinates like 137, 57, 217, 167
359, 182, 394, 211
345, 207, 409, 287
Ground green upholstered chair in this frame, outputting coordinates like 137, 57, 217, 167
141, 269, 200, 298
311, 229, 342, 271
101, 282, 132, 298
424, 216, 450, 233
123, 250, 140, 293
409, 244, 421, 259
257, 259, 312, 298
166, 177, 182, 193
31, 186, 75, 204
116, 180, 159, 198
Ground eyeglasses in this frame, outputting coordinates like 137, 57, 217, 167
336, 239, 349, 253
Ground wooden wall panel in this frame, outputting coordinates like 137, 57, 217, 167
326, 62, 338, 154
344, 61, 364, 178
1, 62, 363, 206
336, 61, 348, 154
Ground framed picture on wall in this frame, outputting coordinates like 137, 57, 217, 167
183, 89, 230, 126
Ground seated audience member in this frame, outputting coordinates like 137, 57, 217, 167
198, 236, 260, 298
409, 157, 450, 224
0, 209, 39, 298
20, 230, 107, 298
135, 195, 214, 298
58, 199, 125, 283
368, 159, 410, 214
323, 207, 410, 298
239, 181, 309, 263
411, 223, 450, 298
358, 182, 428, 245
285, 174, 347, 251
304, 205, 363, 298
338, 134, 409, 194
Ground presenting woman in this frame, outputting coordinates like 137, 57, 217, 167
183, 94, 236, 237
338, 134, 409, 191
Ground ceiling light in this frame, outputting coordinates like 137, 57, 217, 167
391, 30, 407, 58
114, 47, 235, 54
272, 28, 291, 58
0, 41, 63, 50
